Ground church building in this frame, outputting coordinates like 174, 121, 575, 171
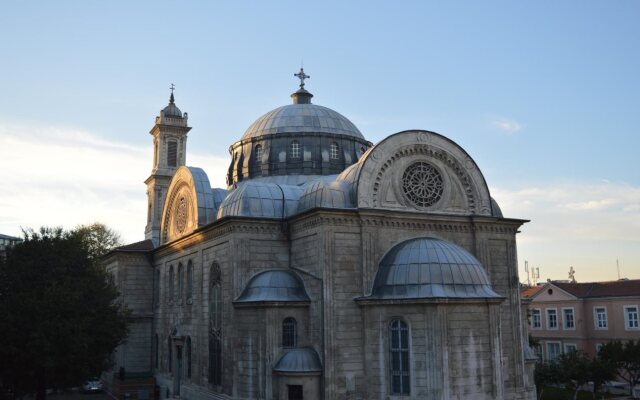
104, 70, 537, 400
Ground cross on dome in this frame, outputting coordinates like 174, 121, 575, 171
169, 83, 176, 103
294, 68, 310, 88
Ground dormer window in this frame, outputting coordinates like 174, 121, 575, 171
330, 142, 339, 160
290, 141, 300, 159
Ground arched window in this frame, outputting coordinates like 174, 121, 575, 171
167, 336, 172, 373
209, 263, 222, 386
330, 142, 339, 160
169, 266, 175, 302
390, 319, 410, 395
167, 140, 178, 167
290, 140, 300, 158
187, 260, 193, 303
254, 144, 262, 162
186, 336, 192, 379
282, 317, 297, 348
177, 263, 184, 302
154, 334, 159, 369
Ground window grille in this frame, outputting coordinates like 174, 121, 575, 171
330, 142, 339, 159
254, 145, 262, 162
390, 319, 410, 395
282, 317, 297, 348
290, 141, 300, 158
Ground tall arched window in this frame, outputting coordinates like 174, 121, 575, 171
209, 263, 222, 386
390, 319, 410, 395
154, 269, 160, 306
330, 142, 339, 160
187, 260, 193, 303
167, 140, 178, 167
169, 266, 175, 302
282, 317, 297, 348
290, 140, 300, 158
167, 336, 172, 373
177, 263, 184, 302
254, 144, 262, 162
186, 336, 192, 379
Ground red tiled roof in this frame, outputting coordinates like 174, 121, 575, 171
520, 285, 544, 298
553, 280, 640, 299
115, 239, 155, 252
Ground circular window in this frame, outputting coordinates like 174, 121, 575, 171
175, 196, 188, 233
402, 162, 444, 208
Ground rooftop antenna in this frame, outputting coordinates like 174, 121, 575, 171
533, 267, 540, 286
617, 258, 621, 280
524, 260, 531, 286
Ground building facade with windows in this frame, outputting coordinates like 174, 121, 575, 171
104, 74, 536, 400
521, 280, 640, 362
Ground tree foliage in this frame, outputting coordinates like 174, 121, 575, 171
599, 340, 640, 396
0, 226, 129, 400
74, 222, 123, 260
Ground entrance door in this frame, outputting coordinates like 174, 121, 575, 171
287, 385, 303, 400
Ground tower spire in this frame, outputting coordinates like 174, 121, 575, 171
169, 83, 176, 104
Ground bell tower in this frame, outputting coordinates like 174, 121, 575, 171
145, 86, 191, 246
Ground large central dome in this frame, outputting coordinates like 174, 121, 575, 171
226, 71, 372, 187
241, 103, 364, 140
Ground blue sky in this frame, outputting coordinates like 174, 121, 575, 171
1, 1, 638, 282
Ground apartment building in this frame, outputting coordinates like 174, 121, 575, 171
521, 280, 640, 362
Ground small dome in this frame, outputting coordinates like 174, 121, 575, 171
217, 182, 303, 219
235, 270, 310, 303
369, 237, 501, 300
162, 93, 183, 118
273, 347, 322, 374
241, 104, 364, 140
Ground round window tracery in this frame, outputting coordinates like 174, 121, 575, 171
175, 196, 188, 233
402, 162, 444, 208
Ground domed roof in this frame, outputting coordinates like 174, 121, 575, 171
369, 237, 501, 300
273, 347, 322, 374
162, 93, 182, 118
241, 103, 364, 140
235, 270, 310, 303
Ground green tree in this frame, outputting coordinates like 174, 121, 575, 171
599, 340, 640, 396
74, 222, 123, 260
0, 227, 128, 400
535, 361, 560, 400
589, 356, 616, 398
557, 350, 591, 400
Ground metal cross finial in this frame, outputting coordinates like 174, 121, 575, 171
294, 68, 310, 88
170, 83, 176, 94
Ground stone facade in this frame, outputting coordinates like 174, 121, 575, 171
104, 81, 536, 400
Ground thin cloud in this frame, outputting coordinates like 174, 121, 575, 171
491, 118, 522, 134
0, 123, 228, 243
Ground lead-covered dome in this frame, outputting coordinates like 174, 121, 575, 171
241, 104, 364, 140
226, 71, 372, 188
368, 237, 501, 300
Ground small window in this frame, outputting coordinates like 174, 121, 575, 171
625, 306, 639, 330
564, 343, 577, 354
390, 319, 410, 395
290, 141, 300, 158
168, 141, 178, 167
288, 385, 303, 400
254, 144, 262, 162
546, 309, 557, 329
531, 309, 541, 329
594, 307, 608, 329
563, 308, 575, 330
330, 142, 339, 160
282, 317, 297, 348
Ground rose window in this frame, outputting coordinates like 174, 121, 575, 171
401, 162, 444, 207
175, 196, 188, 233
